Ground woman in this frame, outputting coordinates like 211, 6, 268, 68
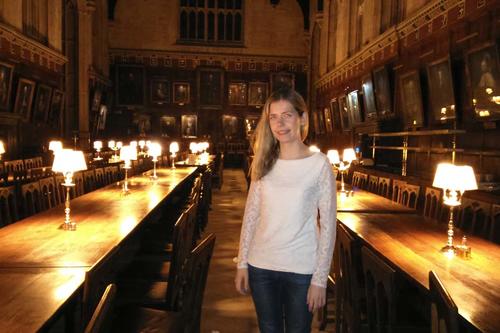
235, 88, 337, 332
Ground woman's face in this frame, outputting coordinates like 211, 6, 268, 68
268, 100, 303, 144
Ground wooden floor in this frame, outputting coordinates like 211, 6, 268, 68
200, 168, 334, 333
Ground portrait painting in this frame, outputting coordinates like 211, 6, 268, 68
426, 57, 456, 123
160, 116, 176, 138
48, 89, 64, 130
198, 68, 223, 108
271, 72, 294, 92
338, 95, 350, 131
399, 71, 424, 128
116, 65, 145, 106
330, 98, 342, 130
91, 88, 102, 112
245, 115, 259, 138
132, 112, 152, 136
347, 90, 362, 125
33, 84, 52, 123
14, 78, 35, 121
222, 115, 239, 138
312, 111, 320, 134
0, 61, 13, 111
466, 44, 500, 119
317, 108, 325, 134
150, 79, 169, 104
173, 82, 190, 105
362, 73, 377, 121
324, 107, 333, 133
373, 66, 393, 117
228, 82, 247, 105
248, 82, 268, 106
182, 114, 197, 138
97, 105, 107, 131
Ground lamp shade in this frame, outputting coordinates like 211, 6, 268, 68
52, 149, 87, 173
309, 145, 320, 153
0, 140, 5, 154
116, 141, 123, 149
130, 140, 137, 148
108, 140, 115, 149
189, 142, 198, 154
93, 140, 102, 150
170, 141, 179, 154
49, 140, 63, 152
433, 163, 478, 192
138, 140, 145, 148
120, 145, 137, 161
327, 150, 340, 164
343, 148, 356, 162
149, 142, 162, 157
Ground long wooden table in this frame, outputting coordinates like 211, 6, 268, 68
336, 182, 414, 213
337, 212, 500, 333
0, 167, 197, 331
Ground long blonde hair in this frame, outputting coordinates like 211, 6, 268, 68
250, 88, 309, 181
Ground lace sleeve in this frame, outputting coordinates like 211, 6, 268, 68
236, 180, 262, 269
311, 160, 337, 287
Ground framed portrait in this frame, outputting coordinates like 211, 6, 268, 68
0, 61, 14, 111
222, 115, 239, 138
198, 68, 223, 108
97, 105, 107, 131
330, 98, 341, 130
373, 66, 393, 117
33, 84, 52, 123
466, 44, 500, 120
270, 72, 294, 92
338, 95, 350, 130
362, 73, 377, 121
116, 65, 145, 106
317, 108, 326, 134
312, 110, 320, 134
347, 90, 362, 125
14, 78, 35, 121
324, 107, 333, 133
245, 115, 260, 138
399, 71, 424, 128
150, 79, 169, 104
228, 82, 247, 105
181, 114, 197, 138
48, 89, 64, 130
426, 57, 456, 123
248, 82, 268, 106
173, 82, 190, 105
91, 88, 102, 112
160, 115, 176, 138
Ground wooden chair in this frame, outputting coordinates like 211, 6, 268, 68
398, 183, 420, 209
391, 179, 407, 203
489, 204, 500, 244
377, 177, 391, 198
94, 168, 106, 189
54, 174, 66, 205
368, 175, 379, 193
457, 198, 492, 239
73, 172, 85, 198
112, 234, 216, 333
39, 176, 59, 210
429, 271, 458, 333
0, 186, 19, 226
104, 166, 119, 185
352, 171, 368, 189
362, 246, 426, 333
423, 187, 442, 221
4, 159, 25, 173
84, 284, 117, 333
83, 170, 97, 193
23, 157, 43, 169
21, 181, 43, 217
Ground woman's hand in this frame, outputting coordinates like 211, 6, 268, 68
235, 268, 250, 295
307, 284, 326, 312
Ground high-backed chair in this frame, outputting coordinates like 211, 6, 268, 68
84, 284, 117, 333
398, 183, 420, 209
429, 271, 458, 333
368, 175, 379, 193
457, 198, 492, 239
104, 166, 119, 185
23, 157, 43, 169
4, 159, 25, 173
83, 170, 97, 193
424, 187, 442, 220
489, 204, 500, 244
0, 186, 19, 226
352, 171, 368, 189
94, 168, 105, 189
21, 181, 43, 217
377, 177, 391, 198
54, 174, 66, 204
73, 172, 85, 197
39, 176, 59, 210
391, 179, 407, 203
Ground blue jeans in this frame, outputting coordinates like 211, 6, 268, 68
248, 264, 313, 333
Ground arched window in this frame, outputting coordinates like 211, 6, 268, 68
179, 0, 243, 45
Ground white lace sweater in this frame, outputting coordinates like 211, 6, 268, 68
237, 152, 337, 288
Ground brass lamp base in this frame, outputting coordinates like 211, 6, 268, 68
60, 222, 76, 231
440, 245, 456, 254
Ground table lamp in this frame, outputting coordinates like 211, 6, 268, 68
433, 163, 478, 254
49, 140, 63, 154
93, 140, 103, 160
120, 145, 137, 193
0, 140, 4, 160
108, 140, 119, 161
149, 142, 162, 179
138, 140, 146, 156
52, 149, 87, 230
328, 148, 356, 194
169, 141, 179, 169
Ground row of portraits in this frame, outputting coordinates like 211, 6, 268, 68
314, 43, 499, 133
116, 65, 294, 108
0, 61, 63, 129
